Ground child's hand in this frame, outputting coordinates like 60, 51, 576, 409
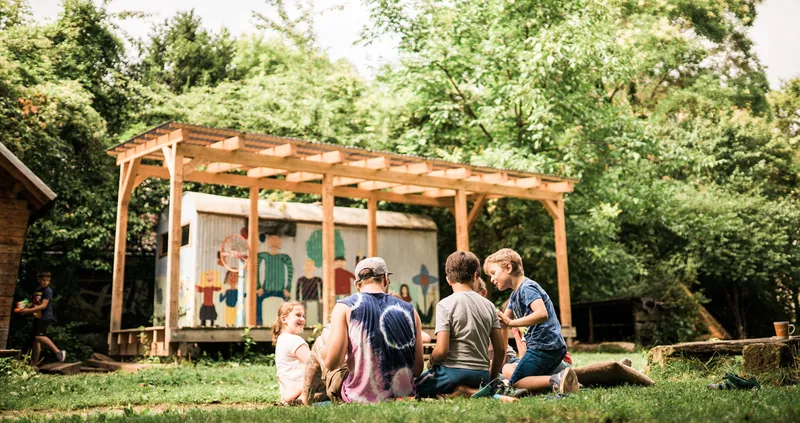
496, 311, 511, 328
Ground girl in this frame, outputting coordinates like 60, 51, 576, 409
273, 301, 310, 404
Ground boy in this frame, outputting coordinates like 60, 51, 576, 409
484, 248, 578, 394
15, 271, 65, 365
475, 279, 519, 376
416, 251, 506, 398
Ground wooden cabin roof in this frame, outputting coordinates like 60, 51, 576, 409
0, 142, 56, 212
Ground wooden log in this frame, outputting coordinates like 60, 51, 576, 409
647, 336, 800, 370
39, 362, 82, 375
86, 358, 154, 373
0, 349, 21, 359
80, 366, 111, 373
91, 352, 115, 362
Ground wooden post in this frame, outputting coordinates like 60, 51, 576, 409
247, 186, 259, 327
164, 146, 183, 350
109, 159, 140, 355
454, 188, 469, 251
367, 196, 378, 257
322, 174, 335, 323
552, 199, 573, 339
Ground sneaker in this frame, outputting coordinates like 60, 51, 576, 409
619, 358, 632, 367
512, 388, 531, 398
56, 350, 66, 363
550, 367, 580, 394
471, 377, 504, 398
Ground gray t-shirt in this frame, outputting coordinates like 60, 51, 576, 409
435, 291, 501, 370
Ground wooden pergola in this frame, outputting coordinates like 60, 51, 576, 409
107, 122, 578, 354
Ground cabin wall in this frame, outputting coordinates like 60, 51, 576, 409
0, 197, 28, 349
155, 206, 440, 329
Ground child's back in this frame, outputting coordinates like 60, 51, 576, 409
436, 290, 498, 370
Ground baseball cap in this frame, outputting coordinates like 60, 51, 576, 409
354, 257, 393, 282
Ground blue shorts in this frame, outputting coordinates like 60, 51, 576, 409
415, 365, 490, 398
509, 346, 566, 386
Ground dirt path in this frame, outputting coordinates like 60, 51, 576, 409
0, 402, 281, 420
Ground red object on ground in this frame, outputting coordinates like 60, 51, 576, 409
564, 351, 573, 365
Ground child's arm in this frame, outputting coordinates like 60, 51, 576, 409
488, 327, 505, 380
412, 309, 424, 377
18, 299, 49, 314
294, 343, 311, 363
430, 330, 449, 365
498, 299, 548, 328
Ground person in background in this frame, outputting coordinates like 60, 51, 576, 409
15, 271, 65, 366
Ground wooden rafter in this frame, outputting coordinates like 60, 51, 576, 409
116, 129, 183, 165
357, 163, 434, 190
284, 151, 345, 182
333, 157, 391, 186
210, 142, 295, 174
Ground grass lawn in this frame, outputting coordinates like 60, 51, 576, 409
2, 352, 800, 422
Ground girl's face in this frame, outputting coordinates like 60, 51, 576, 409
485, 262, 513, 291
400, 286, 409, 296
282, 305, 306, 335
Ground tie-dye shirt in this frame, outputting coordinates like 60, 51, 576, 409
338, 292, 417, 403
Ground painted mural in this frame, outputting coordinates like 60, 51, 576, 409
154, 204, 439, 329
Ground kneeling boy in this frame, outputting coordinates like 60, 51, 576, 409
416, 251, 506, 398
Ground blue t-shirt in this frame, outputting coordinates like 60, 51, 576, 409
507, 278, 565, 351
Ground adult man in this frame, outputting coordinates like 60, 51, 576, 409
302, 257, 424, 404
15, 271, 65, 365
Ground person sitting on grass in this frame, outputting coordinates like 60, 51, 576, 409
415, 251, 513, 401
485, 248, 579, 396
273, 301, 310, 404
14, 271, 65, 366
301, 257, 424, 404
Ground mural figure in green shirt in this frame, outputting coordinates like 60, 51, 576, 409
256, 235, 293, 325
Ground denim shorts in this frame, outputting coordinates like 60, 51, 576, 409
415, 364, 491, 397
508, 346, 566, 386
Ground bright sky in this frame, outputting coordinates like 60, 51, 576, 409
27, 0, 799, 87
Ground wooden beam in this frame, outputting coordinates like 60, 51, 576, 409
551, 199, 572, 336
209, 136, 244, 151
284, 151, 345, 182
428, 167, 472, 179
212, 143, 295, 174
137, 165, 454, 208
505, 177, 542, 188
321, 174, 335, 324
392, 185, 428, 194
367, 196, 378, 257
109, 159, 139, 354
247, 187, 259, 327
467, 172, 508, 184
421, 189, 457, 197
333, 157, 391, 186
182, 157, 206, 176
543, 181, 574, 193
161, 146, 174, 178
116, 129, 183, 165
467, 194, 487, 230
357, 163, 433, 190
455, 189, 469, 251
165, 145, 184, 351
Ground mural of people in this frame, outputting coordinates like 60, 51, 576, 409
334, 256, 355, 297
256, 235, 293, 325
399, 284, 413, 303
197, 270, 221, 326
218, 257, 241, 327
296, 258, 323, 324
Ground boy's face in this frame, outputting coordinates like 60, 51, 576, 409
485, 262, 512, 291
38, 276, 51, 288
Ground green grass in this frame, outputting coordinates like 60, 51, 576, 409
2, 352, 800, 422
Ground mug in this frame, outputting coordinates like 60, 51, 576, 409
774, 321, 796, 339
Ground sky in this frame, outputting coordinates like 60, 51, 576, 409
26, 0, 800, 88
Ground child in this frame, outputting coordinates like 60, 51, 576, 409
416, 251, 506, 398
484, 248, 579, 395
475, 279, 519, 376
15, 271, 65, 365
273, 301, 310, 404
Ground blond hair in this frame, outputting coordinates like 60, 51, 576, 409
483, 248, 524, 277
272, 301, 303, 345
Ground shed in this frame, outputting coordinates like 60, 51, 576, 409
151, 192, 438, 340
0, 143, 56, 349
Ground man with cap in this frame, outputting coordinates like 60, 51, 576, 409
301, 257, 424, 404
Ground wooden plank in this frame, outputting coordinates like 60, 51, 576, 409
544, 181, 574, 193
428, 167, 472, 179
552, 199, 572, 332
284, 151, 345, 182
247, 186, 259, 327
0, 235, 25, 247
333, 157, 392, 186
367, 196, 378, 257
91, 352, 115, 362
209, 136, 243, 151
137, 165, 454, 208
505, 177, 542, 188
80, 366, 111, 373
467, 172, 508, 184
391, 185, 428, 195
39, 362, 82, 375
0, 282, 15, 297
0, 349, 21, 359
0, 253, 22, 265
165, 146, 184, 350
116, 129, 184, 165
110, 160, 137, 343
454, 189, 469, 251
322, 174, 335, 324
421, 189, 456, 197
